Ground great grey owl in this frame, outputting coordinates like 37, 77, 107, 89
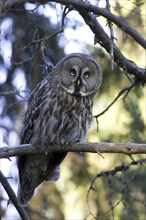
17, 53, 102, 206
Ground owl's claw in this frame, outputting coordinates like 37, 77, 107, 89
32, 136, 50, 149
32, 137, 42, 149
60, 139, 71, 150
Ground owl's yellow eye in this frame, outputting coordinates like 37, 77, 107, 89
70, 69, 76, 76
83, 71, 90, 79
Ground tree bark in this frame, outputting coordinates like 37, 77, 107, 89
0, 142, 146, 158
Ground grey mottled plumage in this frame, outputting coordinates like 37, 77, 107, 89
17, 53, 102, 206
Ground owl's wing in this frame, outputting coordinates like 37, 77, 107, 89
17, 76, 68, 206
45, 165, 60, 181
17, 80, 48, 205
20, 79, 47, 144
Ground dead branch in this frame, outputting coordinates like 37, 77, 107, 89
2, 0, 146, 48
0, 88, 25, 99
1, 0, 146, 84
86, 158, 146, 219
47, 0, 146, 49
0, 142, 146, 159
0, 171, 30, 220
78, 11, 146, 84
106, 0, 115, 70
94, 82, 135, 119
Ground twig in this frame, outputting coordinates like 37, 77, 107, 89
78, 11, 146, 84
86, 158, 146, 219
2, 99, 26, 117
21, 28, 64, 51
2, 1, 145, 48
107, 176, 115, 220
49, 0, 146, 49
94, 82, 135, 119
0, 142, 146, 159
0, 87, 26, 99
1, 0, 146, 83
61, 5, 73, 29
106, 0, 115, 71
0, 171, 30, 220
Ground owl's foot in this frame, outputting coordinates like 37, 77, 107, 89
60, 139, 71, 150
32, 136, 50, 149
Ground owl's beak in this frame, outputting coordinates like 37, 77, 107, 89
76, 79, 81, 87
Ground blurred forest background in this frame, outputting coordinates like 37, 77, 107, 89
0, 0, 146, 219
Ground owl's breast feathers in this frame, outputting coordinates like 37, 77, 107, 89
17, 73, 94, 206
36, 84, 93, 143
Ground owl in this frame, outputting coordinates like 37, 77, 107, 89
17, 53, 102, 206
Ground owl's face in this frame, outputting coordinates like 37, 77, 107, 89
58, 53, 102, 97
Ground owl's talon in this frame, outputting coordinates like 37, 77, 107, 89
60, 139, 68, 146
32, 137, 41, 149
60, 139, 71, 150
33, 136, 49, 149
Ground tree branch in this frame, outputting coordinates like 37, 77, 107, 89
0, 142, 146, 159
86, 158, 146, 219
94, 82, 135, 119
77, 11, 146, 84
0, 171, 30, 220
2, 1, 146, 48
1, 0, 146, 84
47, 0, 146, 83
47, 0, 146, 49
105, 0, 115, 71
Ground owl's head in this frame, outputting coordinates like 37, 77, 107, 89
55, 53, 102, 97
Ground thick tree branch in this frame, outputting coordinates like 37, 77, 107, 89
1, 0, 146, 84
105, 0, 115, 71
0, 171, 30, 220
0, 142, 146, 159
2, 1, 146, 48
49, 0, 146, 84
48, 0, 146, 83
78, 12, 146, 83
47, 0, 146, 49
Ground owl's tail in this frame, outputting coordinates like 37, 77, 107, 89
17, 182, 34, 206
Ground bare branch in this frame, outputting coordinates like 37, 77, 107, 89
94, 82, 135, 119
2, 1, 145, 48
78, 11, 146, 84
0, 142, 146, 159
86, 158, 146, 219
1, 0, 146, 84
0, 171, 30, 220
0, 88, 26, 99
47, 0, 146, 49
106, 0, 115, 70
